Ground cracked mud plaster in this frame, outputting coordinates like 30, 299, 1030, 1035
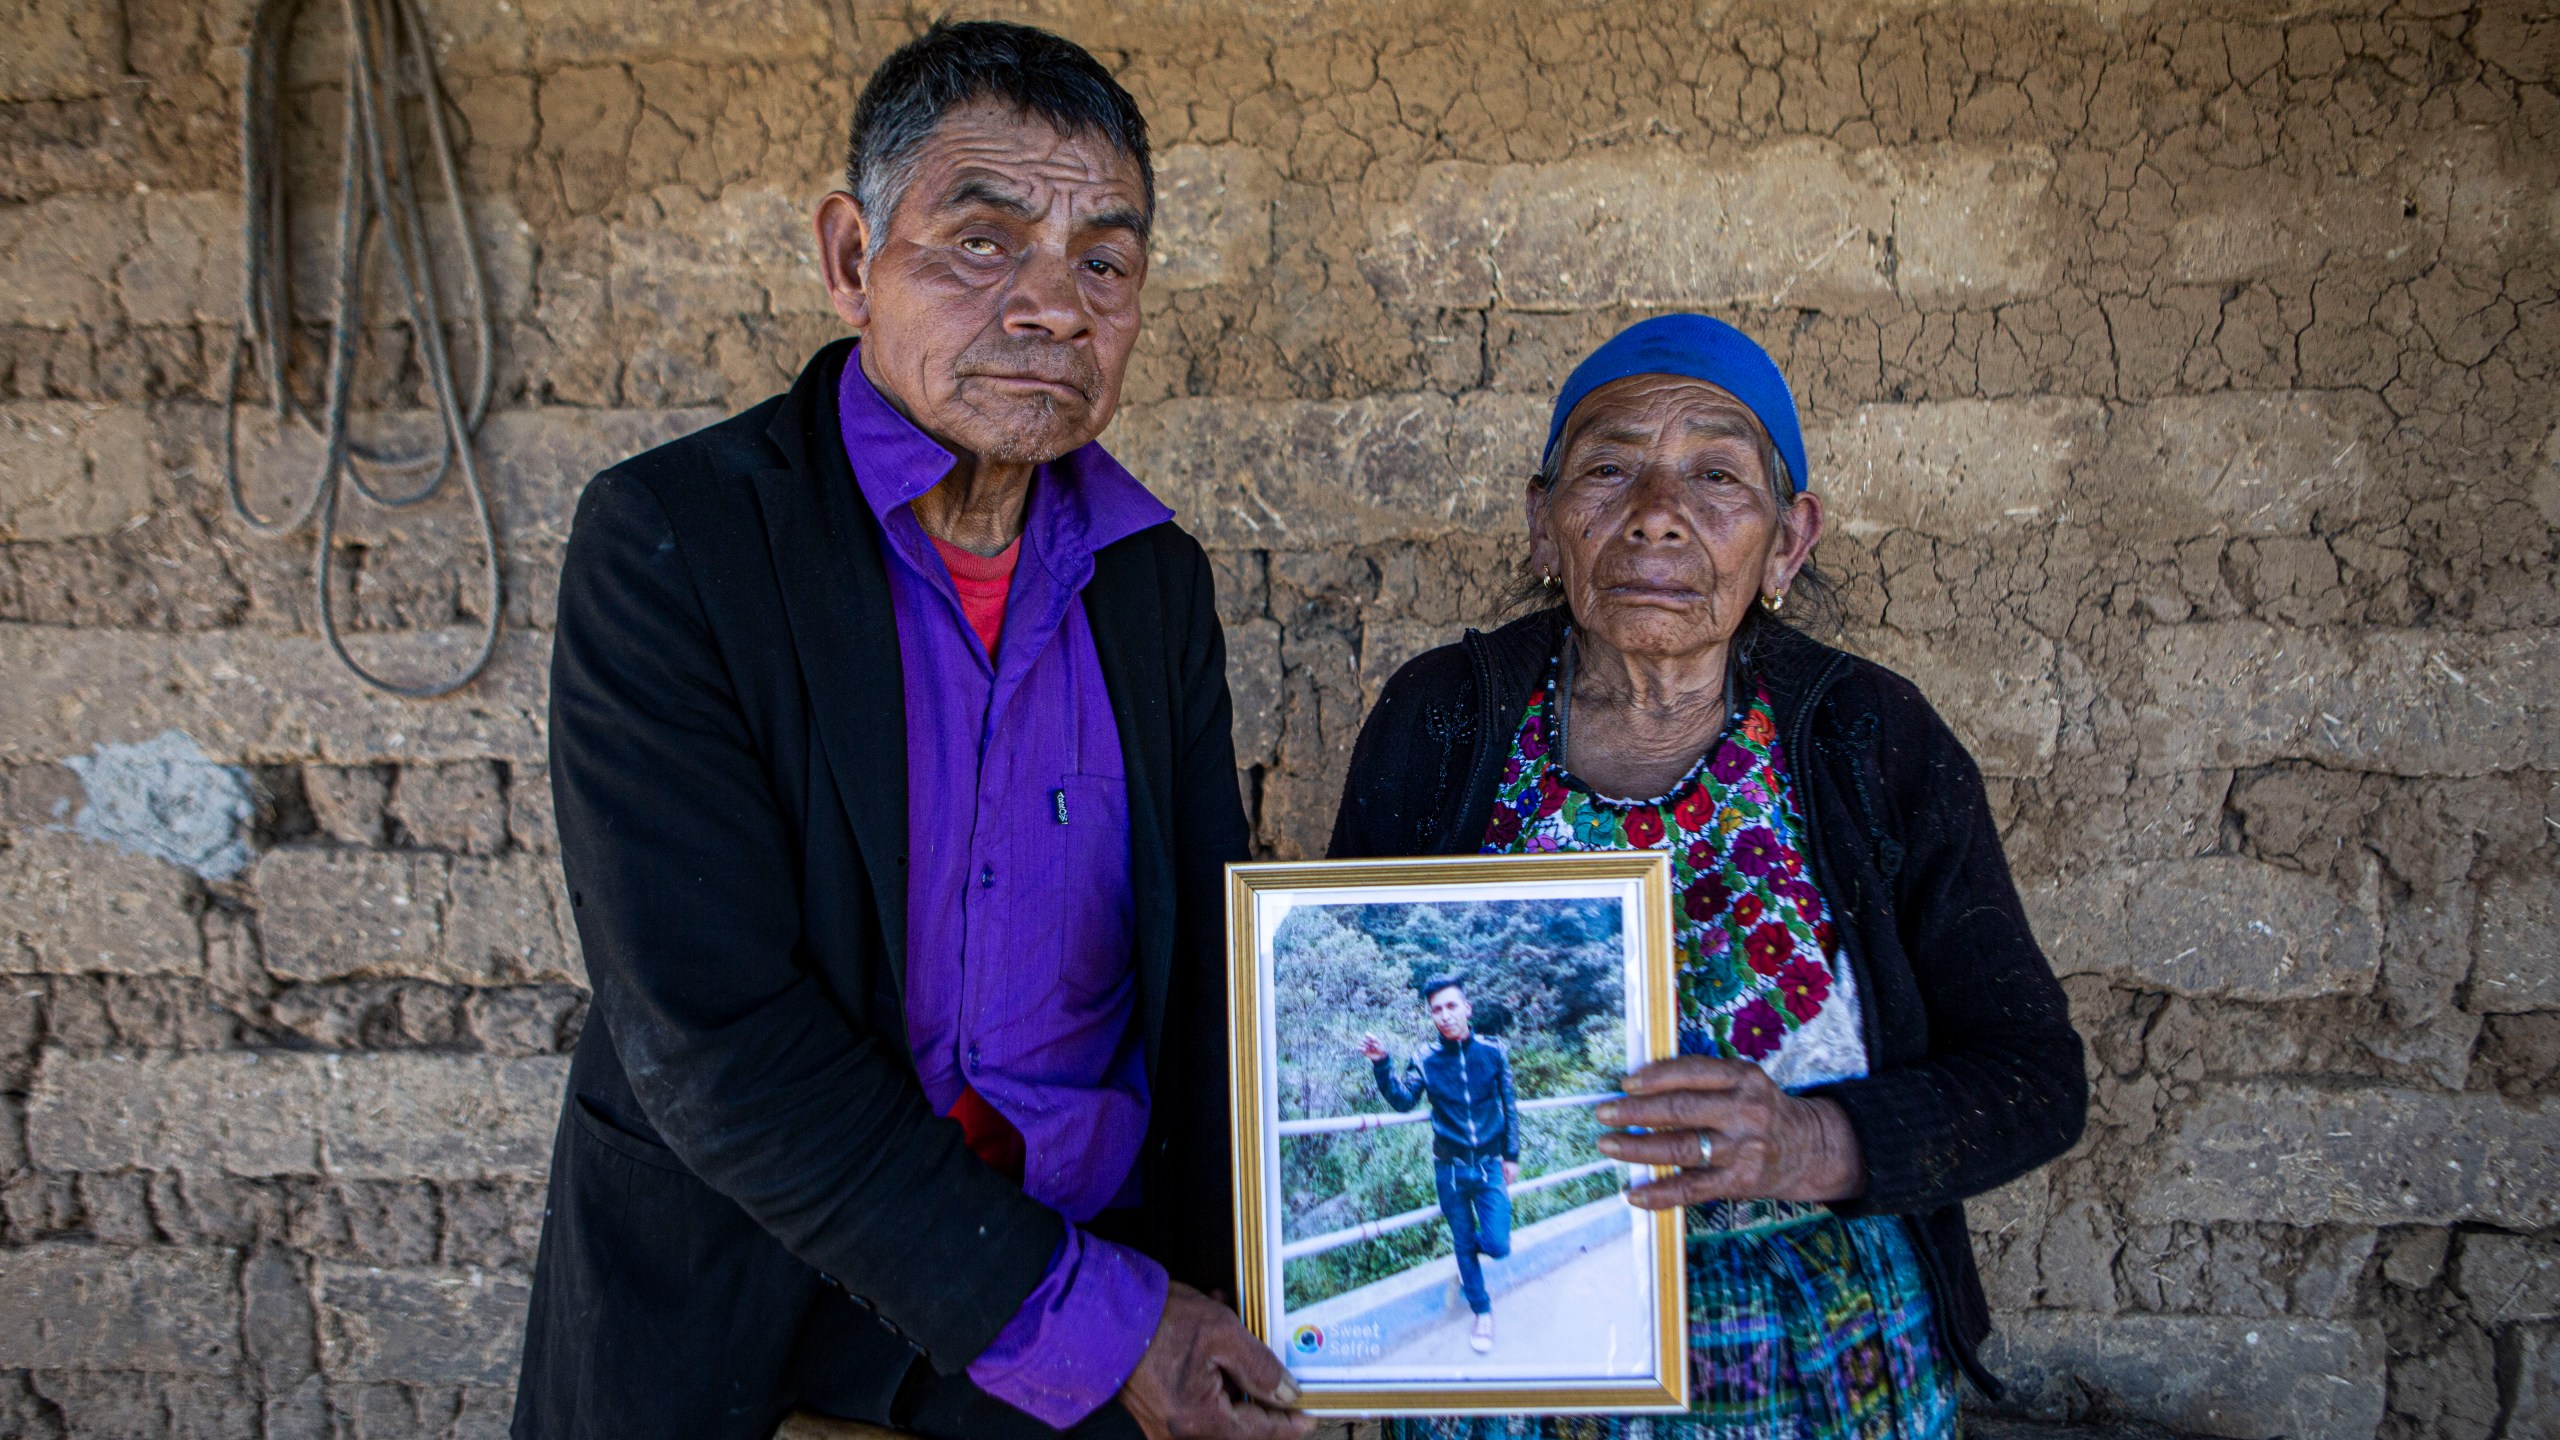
0, 0, 2555, 1437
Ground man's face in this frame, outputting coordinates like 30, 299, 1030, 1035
1427, 987, 1472, 1042
819, 99, 1149, 465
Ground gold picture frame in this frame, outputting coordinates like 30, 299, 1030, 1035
1226, 851, 1687, 1416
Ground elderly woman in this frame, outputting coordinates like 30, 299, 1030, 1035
1330, 315, 2085, 1438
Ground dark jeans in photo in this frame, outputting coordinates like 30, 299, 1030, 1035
1432, 1153, 1514, 1315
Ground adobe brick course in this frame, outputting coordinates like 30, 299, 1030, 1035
27, 1053, 566, 1181
313, 1262, 532, 1387
2136, 1082, 2560, 1230
0, 1243, 240, 1373
1, 828, 199, 977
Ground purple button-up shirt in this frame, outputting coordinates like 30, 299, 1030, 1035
838, 352, 1173, 1428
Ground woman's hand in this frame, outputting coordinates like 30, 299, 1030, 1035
1592, 1056, 1865, 1207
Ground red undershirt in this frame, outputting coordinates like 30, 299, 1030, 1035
931, 533, 1020, 659
926, 532, 1029, 1183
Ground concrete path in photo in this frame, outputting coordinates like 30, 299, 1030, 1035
1371, 1238, 1652, 1372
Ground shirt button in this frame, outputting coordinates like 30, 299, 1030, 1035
980, 864, 994, 888
967, 1046, 981, 1072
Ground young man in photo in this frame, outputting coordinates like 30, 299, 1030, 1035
1358, 977, 1521, 1353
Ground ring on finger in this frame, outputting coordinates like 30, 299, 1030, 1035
1693, 1130, 1715, 1169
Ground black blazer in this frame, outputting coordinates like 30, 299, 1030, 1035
513, 341, 1250, 1439
1329, 607, 2087, 1397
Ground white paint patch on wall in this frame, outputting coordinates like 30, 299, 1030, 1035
63, 729, 256, 880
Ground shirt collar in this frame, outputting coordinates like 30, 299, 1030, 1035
835, 343, 1172, 562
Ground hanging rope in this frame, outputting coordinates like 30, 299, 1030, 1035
224, 0, 501, 697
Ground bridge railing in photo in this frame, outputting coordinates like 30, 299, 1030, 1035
1276, 1093, 1620, 1262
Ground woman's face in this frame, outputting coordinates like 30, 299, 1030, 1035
1528, 374, 1823, 663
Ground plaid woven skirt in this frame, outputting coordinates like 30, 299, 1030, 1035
1387, 1204, 1959, 1440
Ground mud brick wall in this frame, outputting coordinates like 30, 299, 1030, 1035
0, 0, 2555, 1436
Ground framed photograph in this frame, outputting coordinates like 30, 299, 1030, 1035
1225, 852, 1686, 1416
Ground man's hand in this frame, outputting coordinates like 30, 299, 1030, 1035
1358, 1033, 1388, 1062
1502, 1160, 1519, 1186
1592, 1056, 1865, 1207
1118, 1283, 1312, 1440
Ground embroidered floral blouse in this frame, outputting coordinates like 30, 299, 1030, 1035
1480, 657, 1870, 1093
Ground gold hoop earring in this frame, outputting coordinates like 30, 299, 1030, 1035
1761, 590, 1786, 615
1542, 569, 1559, 591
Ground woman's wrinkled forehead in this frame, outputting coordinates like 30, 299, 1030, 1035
1554, 375, 1773, 463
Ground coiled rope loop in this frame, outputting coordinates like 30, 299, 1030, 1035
225, 0, 500, 697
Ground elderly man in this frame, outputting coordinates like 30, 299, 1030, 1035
512, 23, 1304, 1440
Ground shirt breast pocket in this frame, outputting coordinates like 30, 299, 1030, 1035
1041, 771, 1136, 1012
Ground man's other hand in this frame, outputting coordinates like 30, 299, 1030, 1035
1502, 1160, 1519, 1186
1118, 1283, 1311, 1440
1357, 1033, 1388, 1062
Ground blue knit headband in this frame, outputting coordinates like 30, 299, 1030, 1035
1539, 315, 1809, 493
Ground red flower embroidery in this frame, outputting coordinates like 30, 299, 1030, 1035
1674, 789, 1716, 831
1623, 806, 1665, 848
1730, 999, 1786, 1060
1479, 685, 1840, 1072
1776, 957, 1831, 1021
1682, 873, 1731, 922
1744, 922, 1792, 975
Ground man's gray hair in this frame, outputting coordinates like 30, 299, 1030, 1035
845, 20, 1154, 258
